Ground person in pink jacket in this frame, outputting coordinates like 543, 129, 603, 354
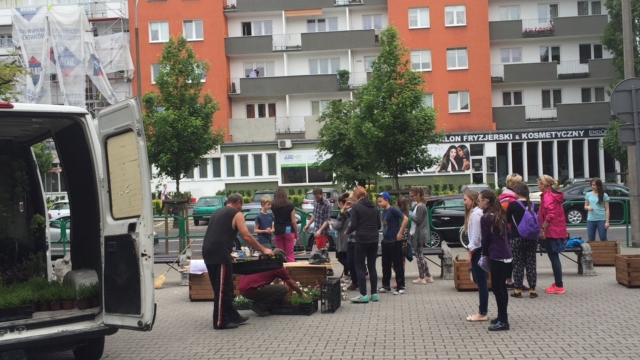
537, 175, 568, 294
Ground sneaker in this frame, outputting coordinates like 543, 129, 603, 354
370, 294, 379, 302
377, 287, 391, 293
346, 283, 359, 291
510, 290, 523, 298
252, 251, 261, 257
412, 278, 427, 285
545, 284, 566, 294
424, 276, 434, 283
522, 285, 531, 291
350, 294, 369, 303
529, 290, 538, 298
250, 304, 271, 317
393, 288, 406, 295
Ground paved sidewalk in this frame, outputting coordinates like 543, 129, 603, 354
36, 245, 640, 360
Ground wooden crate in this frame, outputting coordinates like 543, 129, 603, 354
454, 258, 491, 291
615, 254, 640, 288
589, 241, 620, 266
188, 273, 242, 301
284, 262, 330, 287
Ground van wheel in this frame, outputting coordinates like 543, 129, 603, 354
73, 336, 105, 360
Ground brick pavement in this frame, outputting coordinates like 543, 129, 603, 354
34, 245, 640, 360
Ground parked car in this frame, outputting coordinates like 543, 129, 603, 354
251, 190, 276, 205
301, 188, 341, 216
192, 195, 227, 225
527, 183, 542, 203
460, 184, 491, 193
560, 182, 629, 224
48, 200, 70, 221
425, 195, 467, 248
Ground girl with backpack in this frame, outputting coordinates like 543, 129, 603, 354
506, 182, 538, 299
479, 190, 513, 331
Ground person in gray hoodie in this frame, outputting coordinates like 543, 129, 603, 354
346, 186, 381, 303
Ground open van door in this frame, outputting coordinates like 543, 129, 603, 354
97, 98, 155, 330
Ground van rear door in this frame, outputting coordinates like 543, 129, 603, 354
97, 98, 155, 330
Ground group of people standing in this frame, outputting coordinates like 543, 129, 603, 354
463, 174, 610, 331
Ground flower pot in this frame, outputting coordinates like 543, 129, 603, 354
50, 301, 62, 311
91, 297, 100, 308
76, 299, 91, 310
61, 300, 75, 310
39, 301, 51, 312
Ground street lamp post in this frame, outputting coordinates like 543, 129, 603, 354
134, 0, 142, 101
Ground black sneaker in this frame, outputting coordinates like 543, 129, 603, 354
250, 304, 270, 317
510, 291, 523, 298
232, 315, 249, 324
490, 318, 499, 325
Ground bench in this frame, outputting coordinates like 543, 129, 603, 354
535, 242, 595, 276
376, 242, 453, 280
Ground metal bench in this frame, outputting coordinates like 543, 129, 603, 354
536, 242, 595, 276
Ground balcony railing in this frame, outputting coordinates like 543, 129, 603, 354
335, 0, 364, 5
556, 60, 589, 78
272, 34, 301, 51
276, 116, 305, 134
525, 105, 557, 122
228, 78, 242, 94
522, 18, 555, 37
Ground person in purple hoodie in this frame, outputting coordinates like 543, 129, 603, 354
537, 174, 568, 295
479, 190, 513, 331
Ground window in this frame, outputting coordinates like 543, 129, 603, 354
578, 1, 601, 15
0, 34, 13, 48
542, 89, 561, 109
253, 154, 263, 176
582, 87, 605, 102
183, 20, 203, 41
538, 4, 558, 23
595, 87, 605, 102
151, 64, 160, 83
502, 91, 523, 106
311, 100, 334, 116
364, 56, 376, 72
239, 155, 249, 177
362, 14, 383, 30
212, 158, 221, 178
241, 21, 272, 36
225, 155, 235, 177
500, 48, 522, 63
540, 46, 560, 62
309, 58, 340, 74
446, 48, 468, 70
499, 5, 520, 20
243, 61, 274, 78
246, 103, 276, 118
445, 5, 466, 26
579, 44, 603, 63
411, 50, 432, 71
198, 159, 209, 179
149, 22, 169, 42
581, 88, 591, 103
409, 8, 430, 28
267, 153, 277, 176
424, 93, 434, 107
307, 18, 338, 32
449, 91, 470, 112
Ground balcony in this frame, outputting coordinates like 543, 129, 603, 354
229, 116, 323, 142
276, 116, 305, 134
301, 29, 378, 51
228, 74, 342, 97
225, 35, 273, 55
491, 58, 615, 83
224, 0, 386, 13
493, 102, 611, 130
490, 14, 608, 41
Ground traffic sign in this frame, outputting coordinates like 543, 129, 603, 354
610, 77, 640, 124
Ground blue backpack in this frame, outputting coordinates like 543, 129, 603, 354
513, 200, 541, 240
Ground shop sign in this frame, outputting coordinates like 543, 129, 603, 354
443, 128, 607, 143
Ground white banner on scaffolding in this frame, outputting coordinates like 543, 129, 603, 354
94, 32, 134, 74
11, 6, 51, 104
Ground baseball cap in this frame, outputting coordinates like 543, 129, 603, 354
377, 192, 392, 202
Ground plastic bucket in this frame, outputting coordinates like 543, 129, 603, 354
315, 235, 328, 249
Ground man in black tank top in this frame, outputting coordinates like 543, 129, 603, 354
202, 193, 274, 330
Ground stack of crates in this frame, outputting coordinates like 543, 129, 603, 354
320, 277, 341, 313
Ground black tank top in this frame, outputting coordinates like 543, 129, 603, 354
202, 206, 239, 264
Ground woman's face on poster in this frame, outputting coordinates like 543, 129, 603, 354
457, 147, 465, 158
449, 148, 457, 158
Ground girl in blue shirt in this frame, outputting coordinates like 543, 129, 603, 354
584, 178, 610, 241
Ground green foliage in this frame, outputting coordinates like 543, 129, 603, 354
289, 195, 303, 208
32, 142, 54, 180
31, 214, 46, 234
142, 36, 225, 194
0, 56, 27, 101
76, 282, 99, 300
232, 295, 253, 308
243, 196, 250, 204
316, 26, 442, 189
602, 0, 640, 85
290, 284, 321, 305
602, 119, 627, 166
59, 283, 76, 301
152, 199, 163, 215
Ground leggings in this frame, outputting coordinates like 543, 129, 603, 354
414, 236, 431, 278
511, 238, 537, 290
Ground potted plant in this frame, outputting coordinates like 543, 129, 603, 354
336, 69, 350, 88
76, 282, 100, 309
60, 283, 76, 310
232, 295, 253, 310
47, 282, 63, 311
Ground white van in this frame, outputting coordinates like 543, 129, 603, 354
0, 100, 155, 359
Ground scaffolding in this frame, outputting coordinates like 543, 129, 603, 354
0, 0, 132, 116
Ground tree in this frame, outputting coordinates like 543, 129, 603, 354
602, 0, 640, 85
32, 142, 53, 180
601, 119, 627, 169
317, 26, 442, 190
142, 36, 224, 194
0, 57, 26, 101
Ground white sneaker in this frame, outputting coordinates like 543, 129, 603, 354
393, 289, 406, 295
424, 276, 434, 283
412, 278, 427, 285
377, 287, 391, 293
